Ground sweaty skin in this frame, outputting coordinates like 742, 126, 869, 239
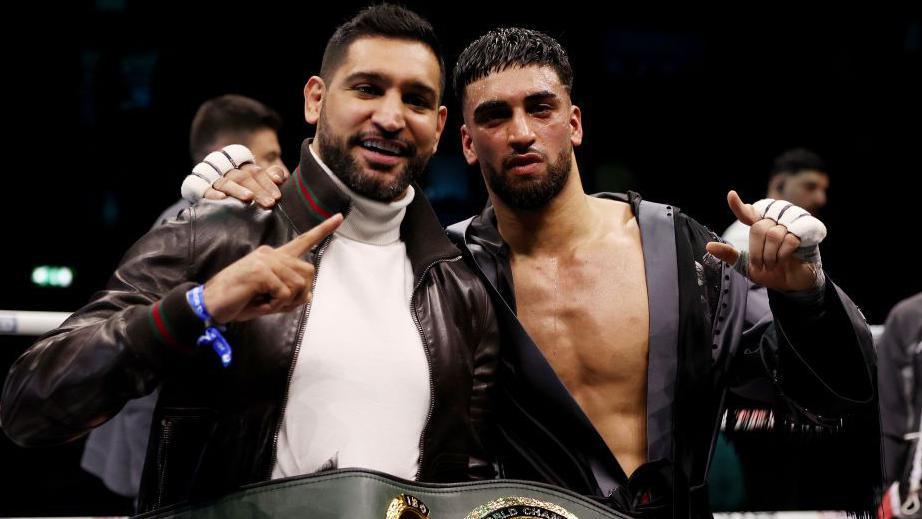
510, 197, 650, 476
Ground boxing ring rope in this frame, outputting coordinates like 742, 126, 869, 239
0, 310, 71, 336
0, 309, 886, 342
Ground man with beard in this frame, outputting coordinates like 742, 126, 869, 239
446, 28, 878, 518
1, 5, 497, 513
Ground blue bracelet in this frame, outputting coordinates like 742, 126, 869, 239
186, 285, 232, 368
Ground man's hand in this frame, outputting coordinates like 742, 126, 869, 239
706, 191, 825, 292
203, 164, 288, 209
202, 213, 343, 323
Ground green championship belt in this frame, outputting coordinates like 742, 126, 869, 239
135, 468, 632, 519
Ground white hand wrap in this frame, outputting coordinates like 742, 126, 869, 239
221, 144, 256, 170
751, 198, 826, 247
750, 198, 825, 288
181, 145, 255, 203
181, 175, 211, 203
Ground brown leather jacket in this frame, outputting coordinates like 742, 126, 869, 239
0, 140, 499, 512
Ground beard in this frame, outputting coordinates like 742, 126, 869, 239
316, 112, 429, 203
484, 146, 572, 210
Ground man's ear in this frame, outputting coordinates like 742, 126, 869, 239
432, 105, 448, 154
304, 76, 325, 125
569, 104, 583, 147
460, 124, 479, 166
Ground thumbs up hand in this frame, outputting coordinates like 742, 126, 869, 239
706, 191, 826, 292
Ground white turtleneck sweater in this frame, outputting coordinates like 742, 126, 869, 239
271, 148, 430, 480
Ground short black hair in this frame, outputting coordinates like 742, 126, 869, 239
453, 27, 574, 107
770, 148, 828, 178
320, 4, 445, 97
189, 94, 282, 162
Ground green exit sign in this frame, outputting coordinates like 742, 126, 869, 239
32, 266, 74, 288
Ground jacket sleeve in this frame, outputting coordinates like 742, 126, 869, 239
732, 274, 876, 418
1, 210, 208, 447
682, 204, 876, 418
723, 273, 884, 513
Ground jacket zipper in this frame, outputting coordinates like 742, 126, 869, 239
266, 234, 335, 478
154, 417, 174, 509
413, 255, 462, 480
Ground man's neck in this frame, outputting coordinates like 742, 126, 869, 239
492, 160, 599, 257
307, 140, 412, 245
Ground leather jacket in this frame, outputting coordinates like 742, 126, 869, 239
0, 139, 499, 512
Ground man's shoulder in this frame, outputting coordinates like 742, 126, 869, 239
592, 190, 683, 220
621, 192, 719, 239
675, 209, 721, 243
589, 191, 721, 244
888, 292, 922, 325
169, 199, 290, 257
591, 192, 632, 204
154, 199, 193, 229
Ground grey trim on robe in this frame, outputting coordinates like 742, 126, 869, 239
637, 200, 680, 464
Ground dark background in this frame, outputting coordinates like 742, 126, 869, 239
1, 1, 920, 515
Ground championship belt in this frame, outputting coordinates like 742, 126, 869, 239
134, 468, 632, 519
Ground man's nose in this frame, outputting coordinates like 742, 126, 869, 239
371, 92, 406, 134
507, 111, 536, 151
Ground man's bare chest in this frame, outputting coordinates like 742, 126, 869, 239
511, 240, 650, 388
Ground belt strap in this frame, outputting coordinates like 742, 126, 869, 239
135, 468, 635, 519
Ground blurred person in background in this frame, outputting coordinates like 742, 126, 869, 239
879, 293, 922, 519
155, 94, 290, 227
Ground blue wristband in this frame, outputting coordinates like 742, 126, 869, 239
186, 285, 232, 368
187, 285, 214, 323
197, 326, 232, 368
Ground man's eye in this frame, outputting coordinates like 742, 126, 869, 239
354, 85, 380, 96
475, 109, 511, 125
405, 94, 430, 108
